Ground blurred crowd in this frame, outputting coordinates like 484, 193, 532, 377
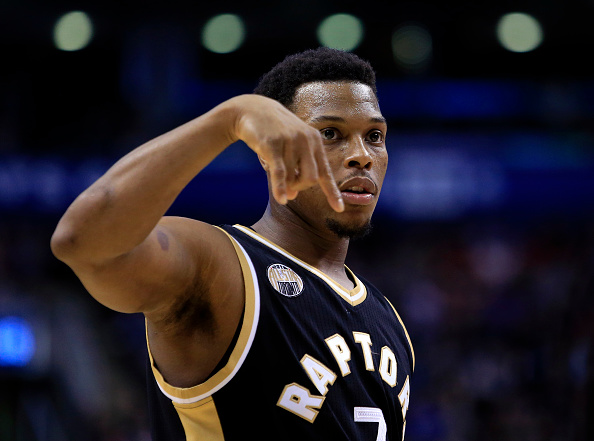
1, 213, 592, 440
352, 219, 594, 441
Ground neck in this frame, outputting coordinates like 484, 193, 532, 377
251, 203, 352, 286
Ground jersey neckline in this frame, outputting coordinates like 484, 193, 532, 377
233, 224, 367, 306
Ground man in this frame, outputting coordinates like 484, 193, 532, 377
51, 47, 414, 440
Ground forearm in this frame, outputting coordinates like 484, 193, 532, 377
51, 97, 240, 264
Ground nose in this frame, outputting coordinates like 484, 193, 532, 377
343, 137, 373, 170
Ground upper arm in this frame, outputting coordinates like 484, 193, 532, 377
67, 217, 238, 316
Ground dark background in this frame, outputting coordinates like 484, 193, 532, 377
1, 1, 593, 440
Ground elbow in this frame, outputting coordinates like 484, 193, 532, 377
50, 222, 81, 264
50, 185, 114, 264
51, 222, 102, 272
50, 213, 95, 266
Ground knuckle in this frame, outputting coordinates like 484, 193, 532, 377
281, 128, 302, 143
263, 134, 285, 150
310, 128, 324, 144
272, 166, 286, 179
291, 130, 305, 143
306, 125, 320, 138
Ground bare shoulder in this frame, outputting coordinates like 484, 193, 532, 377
145, 216, 244, 327
144, 217, 246, 387
155, 216, 236, 262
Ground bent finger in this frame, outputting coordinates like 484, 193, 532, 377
269, 154, 289, 205
291, 150, 319, 192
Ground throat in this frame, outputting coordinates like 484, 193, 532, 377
325, 267, 355, 291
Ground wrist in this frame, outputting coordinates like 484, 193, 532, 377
214, 94, 257, 146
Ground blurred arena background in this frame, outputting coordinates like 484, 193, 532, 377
1, 0, 593, 440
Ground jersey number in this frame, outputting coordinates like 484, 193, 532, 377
354, 407, 386, 441
354, 376, 410, 441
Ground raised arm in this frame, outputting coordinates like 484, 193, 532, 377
50, 94, 343, 316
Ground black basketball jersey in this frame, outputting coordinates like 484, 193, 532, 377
146, 224, 415, 441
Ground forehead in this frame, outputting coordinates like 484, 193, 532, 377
291, 81, 382, 121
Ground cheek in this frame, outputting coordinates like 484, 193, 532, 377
374, 151, 389, 178
377, 151, 388, 167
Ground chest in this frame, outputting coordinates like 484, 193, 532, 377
253, 266, 411, 403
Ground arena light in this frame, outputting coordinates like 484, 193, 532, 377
317, 13, 364, 51
496, 12, 544, 53
202, 14, 246, 54
0, 316, 36, 367
392, 24, 432, 73
53, 10, 94, 51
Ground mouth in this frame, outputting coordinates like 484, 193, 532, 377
339, 177, 377, 206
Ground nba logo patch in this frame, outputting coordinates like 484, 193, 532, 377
267, 264, 304, 297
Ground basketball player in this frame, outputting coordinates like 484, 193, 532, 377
51, 48, 414, 440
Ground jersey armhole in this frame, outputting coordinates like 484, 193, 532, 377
146, 227, 261, 405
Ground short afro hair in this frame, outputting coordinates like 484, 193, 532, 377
253, 47, 377, 109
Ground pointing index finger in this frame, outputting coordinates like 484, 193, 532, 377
315, 148, 344, 212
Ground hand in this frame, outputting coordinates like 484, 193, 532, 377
231, 95, 344, 212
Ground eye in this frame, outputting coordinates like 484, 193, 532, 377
321, 128, 339, 140
367, 130, 384, 143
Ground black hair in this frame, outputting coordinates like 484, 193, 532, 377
253, 47, 377, 109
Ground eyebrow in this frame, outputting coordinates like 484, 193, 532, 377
310, 115, 387, 125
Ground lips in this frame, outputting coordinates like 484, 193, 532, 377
338, 176, 377, 206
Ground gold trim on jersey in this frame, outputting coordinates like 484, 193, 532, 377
146, 229, 260, 405
233, 224, 367, 306
174, 397, 225, 441
385, 297, 415, 372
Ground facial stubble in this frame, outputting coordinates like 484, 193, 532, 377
325, 217, 373, 240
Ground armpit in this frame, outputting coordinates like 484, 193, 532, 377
157, 276, 216, 337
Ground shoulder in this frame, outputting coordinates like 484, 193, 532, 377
144, 218, 247, 387
145, 217, 244, 333
145, 216, 241, 316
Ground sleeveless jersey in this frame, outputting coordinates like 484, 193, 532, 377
146, 224, 415, 441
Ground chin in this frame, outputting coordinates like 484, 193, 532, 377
325, 218, 373, 240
